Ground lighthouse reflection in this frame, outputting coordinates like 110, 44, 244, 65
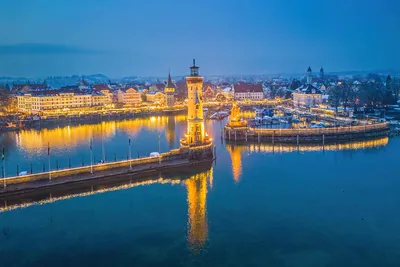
0, 165, 213, 250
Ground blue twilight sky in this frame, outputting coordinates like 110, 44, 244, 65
0, 0, 398, 78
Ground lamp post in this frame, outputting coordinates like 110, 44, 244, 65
158, 134, 161, 165
129, 138, 132, 170
90, 138, 93, 174
48, 142, 51, 180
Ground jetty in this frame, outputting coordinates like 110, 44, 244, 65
224, 101, 389, 144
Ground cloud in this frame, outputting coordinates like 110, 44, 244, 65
0, 43, 101, 55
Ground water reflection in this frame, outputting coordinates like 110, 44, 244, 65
0, 165, 213, 251
186, 168, 213, 252
226, 144, 242, 183
226, 137, 389, 183
13, 115, 186, 153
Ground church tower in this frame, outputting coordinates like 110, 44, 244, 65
185, 59, 205, 145
320, 67, 324, 80
307, 66, 312, 85
164, 71, 175, 107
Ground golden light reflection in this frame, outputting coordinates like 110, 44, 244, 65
228, 137, 389, 154
186, 168, 213, 252
15, 115, 186, 152
0, 177, 182, 213
226, 145, 243, 183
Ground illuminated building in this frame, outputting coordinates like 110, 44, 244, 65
183, 59, 206, 145
117, 88, 142, 106
16, 90, 109, 113
164, 72, 176, 107
293, 66, 322, 107
232, 83, 264, 100
145, 91, 165, 105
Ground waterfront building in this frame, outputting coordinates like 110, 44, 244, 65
16, 90, 102, 113
164, 72, 176, 107
292, 67, 323, 107
145, 91, 165, 105
93, 84, 113, 106
117, 88, 142, 106
232, 83, 264, 100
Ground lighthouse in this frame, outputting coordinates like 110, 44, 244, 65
185, 59, 205, 145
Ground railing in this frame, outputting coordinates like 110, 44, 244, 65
250, 122, 389, 136
0, 151, 181, 187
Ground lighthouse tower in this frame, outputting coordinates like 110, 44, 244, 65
185, 59, 205, 145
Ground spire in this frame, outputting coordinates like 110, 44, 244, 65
307, 66, 312, 72
167, 70, 175, 88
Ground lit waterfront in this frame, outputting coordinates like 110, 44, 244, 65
1, 116, 400, 266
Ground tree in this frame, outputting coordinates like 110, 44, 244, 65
392, 77, 400, 102
0, 85, 11, 112
328, 84, 342, 113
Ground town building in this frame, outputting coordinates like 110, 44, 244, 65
232, 83, 264, 100
16, 90, 107, 113
149, 83, 165, 92
145, 91, 165, 105
292, 67, 323, 107
202, 82, 215, 100
164, 72, 176, 107
117, 88, 142, 106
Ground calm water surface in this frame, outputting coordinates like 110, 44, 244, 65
0, 115, 400, 267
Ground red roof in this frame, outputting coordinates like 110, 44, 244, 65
233, 83, 263, 93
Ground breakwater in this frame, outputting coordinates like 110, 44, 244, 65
0, 144, 214, 196
224, 122, 389, 144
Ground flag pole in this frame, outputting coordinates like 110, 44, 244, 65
129, 138, 132, 170
48, 142, 51, 180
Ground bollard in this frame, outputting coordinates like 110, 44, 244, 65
69, 158, 71, 168
30, 162, 33, 174
297, 134, 299, 146
1, 166, 4, 178
235, 131, 237, 141
56, 160, 59, 170
43, 162, 45, 172
82, 157, 84, 167
114, 153, 117, 161
17, 165, 19, 176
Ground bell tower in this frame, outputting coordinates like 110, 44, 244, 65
164, 71, 175, 107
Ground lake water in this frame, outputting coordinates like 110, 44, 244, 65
1, 115, 400, 266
